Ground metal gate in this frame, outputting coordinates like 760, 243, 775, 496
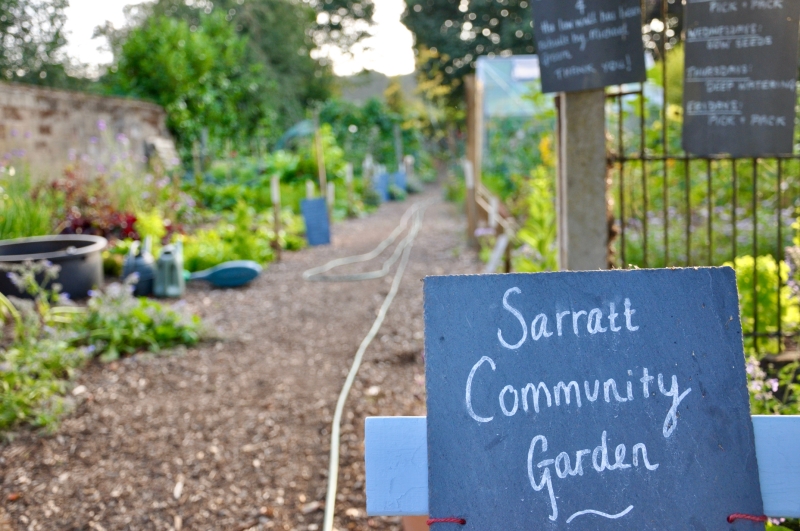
607, 0, 800, 356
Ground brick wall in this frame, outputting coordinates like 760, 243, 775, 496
0, 82, 174, 176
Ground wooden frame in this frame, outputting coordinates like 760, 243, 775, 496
365, 415, 800, 518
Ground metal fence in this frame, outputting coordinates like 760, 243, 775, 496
606, 1, 800, 356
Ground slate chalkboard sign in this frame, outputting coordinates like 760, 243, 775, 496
300, 198, 330, 246
683, 0, 800, 157
424, 269, 763, 530
530, 0, 646, 93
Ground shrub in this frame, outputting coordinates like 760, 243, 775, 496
79, 277, 201, 362
0, 261, 201, 432
724, 255, 800, 356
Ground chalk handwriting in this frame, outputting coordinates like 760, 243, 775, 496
465, 356, 693, 438
528, 431, 658, 521
497, 287, 639, 349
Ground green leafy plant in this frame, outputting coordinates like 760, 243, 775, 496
78, 277, 201, 362
513, 166, 558, 273
0, 261, 202, 432
182, 202, 305, 272
0, 167, 59, 240
724, 255, 800, 356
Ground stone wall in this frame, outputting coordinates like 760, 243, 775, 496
0, 82, 175, 176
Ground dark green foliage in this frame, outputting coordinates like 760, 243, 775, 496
102, 12, 265, 159
402, 0, 535, 104
0, 0, 93, 89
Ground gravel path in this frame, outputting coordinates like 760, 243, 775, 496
0, 187, 479, 531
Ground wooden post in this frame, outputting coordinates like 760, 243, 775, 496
465, 75, 484, 248
345, 163, 354, 216
192, 141, 202, 188
271, 176, 282, 262
327, 182, 335, 211
463, 160, 477, 248
489, 196, 499, 231
314, 113, 328, 207
306, 180, 315, 199
557, 90, 608, 271
394, 124, 404, 172
404, 155, 415, 180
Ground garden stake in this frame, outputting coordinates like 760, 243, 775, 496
271, 175, 281, 262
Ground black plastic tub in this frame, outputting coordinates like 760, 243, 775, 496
0, 235, 107, 299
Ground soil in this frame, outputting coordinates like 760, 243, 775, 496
0, 187, 480, 531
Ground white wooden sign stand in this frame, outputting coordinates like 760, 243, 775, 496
365, 415, 800, 520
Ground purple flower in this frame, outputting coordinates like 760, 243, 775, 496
88, 289, 99, 298
24, 131, 31, 139
768, 378, 779, 393
90, 136, 98, 144
115, 133, 128, 144
97, 119, 107, 131
10, 129, 17, 138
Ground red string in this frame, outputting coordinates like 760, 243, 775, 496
727, 514, 768, 523
427, 517, 466, 525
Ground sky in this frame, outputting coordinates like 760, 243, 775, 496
63, 0, 416, 77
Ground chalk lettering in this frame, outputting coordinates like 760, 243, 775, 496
466, 356, 495, 423
523, 382, 552, 413
572, 310, 588, 335
641, 368, 654, 397
658, 373, 692, 437
498, 287, 527, 349
556, 311, 570, 336
584, 380, 600, 402
532, 313, 553, 340
554, 381, 582, 407
587, 308, 607, 334
624, 298, 639, 331
500, 385, 519, 416
604, 379, 628, 402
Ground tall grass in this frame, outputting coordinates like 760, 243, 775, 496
0, 169, 59, 241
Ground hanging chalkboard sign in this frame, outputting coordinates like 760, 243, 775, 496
424, 269, 763, 530
683, 0, 800, 157
300, 198, 330, 246
530, 0, 646, 93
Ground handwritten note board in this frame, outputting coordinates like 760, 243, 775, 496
300, 198, 330, 246
682, 0, 800, 157
424, 269, 763, 530
530, 0, 646, 93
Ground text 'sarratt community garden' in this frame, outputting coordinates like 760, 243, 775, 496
424, 269, 763, 530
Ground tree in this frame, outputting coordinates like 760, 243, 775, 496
402, 0, 535, 105
0, 0, 82, 87
103, 12, 265, 156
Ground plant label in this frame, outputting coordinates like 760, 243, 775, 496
424, 268, 763, 530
